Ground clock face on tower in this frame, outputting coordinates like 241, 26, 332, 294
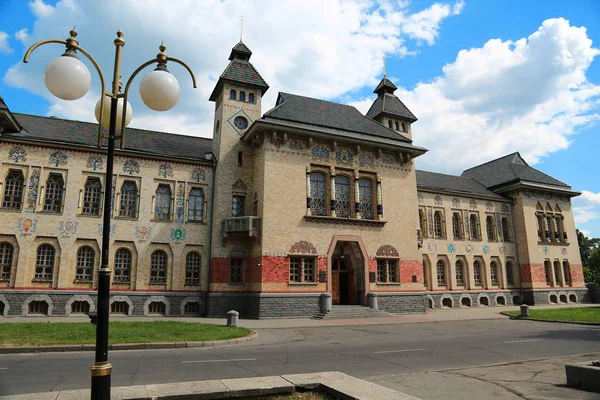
234, 116, 248, 131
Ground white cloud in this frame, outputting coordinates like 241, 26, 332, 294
572, 190, 600, 229
401, 0, 464, 44
29, 0, 55, 18
579, 190, 600, 205
574, 206, 599, 224
15, 28, 29, 43
0, 31, 12, 54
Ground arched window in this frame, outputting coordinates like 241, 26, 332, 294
502, 217, 511, 241
334, 175, 351, 218
436, 260, 446, 285
358, 178, 374, 219
185, 251, 201, 285
82, 177, 102, 215
119, 181, 138, 218
113, 248, 132, 283
473, 260, 482, 285
506, 261, 515, 285
394, 121, 399, 130
310, 172, 327, 216
75, 246, 95, 282
2, 170, 25, 209
433, 211, 444, 238
455, 260, 464, 285
544, 260, 552, 285
44, 174, 64, 212
401, 122, 407, 132
0, 242, 14, 281
188, 188, 204, 222
490, 261, 498, 285
452, 212, 462, 239
34, 244, 55, 281
239, 91, 246, 102
229, 90, 236, 100
469, 214, 479, 239
248, 93, 255, 103
150, 250, 167, 284
155, 185, 172, 220
486, 215, 495, 241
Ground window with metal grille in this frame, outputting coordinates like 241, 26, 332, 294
486, 216, 495, 241
71, 301, 90, 314
230, 258, 243, 284
82, 177, 102, 215
155, 185, 171, 220
469, 214, 479, 239
377, 259, 399, 283
185, 252, 201, 285
334, 175, 351, 218
232, 195, 245, 217
455, 260, 464, 285
150, 250, 167, 284
110, 301, 129, 314
184, 302, 201, 314
119, 181, 138, 218
188, 188, 204, 222
358, 178, 374, 219
544, 260, 552, 285
490, 261, 498, 285
2, 170, 24, 209
452, 212, 462, 239
0, 242, 14, 281
310, 172, 327, 216
28, 300, 49, 315
433, 211, 444, 238
436, 260, 446, 285
506, 261, 515, 285
75, 246, 94, 282
34, 244, 54, 281
473, 260, 482, 285
44, 174, 64, 212
289, 256, 316, 283
113, 248, 131, 283
502, 217, 511, 241
148, 301, 166, 314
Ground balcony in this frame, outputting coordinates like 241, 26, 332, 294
222, 216, 261, 241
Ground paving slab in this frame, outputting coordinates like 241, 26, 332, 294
144, 379, 229, 399
221, 375, 295, 397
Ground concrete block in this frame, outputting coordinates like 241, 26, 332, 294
282, 371, 346, 390
145, 342, 176, 350
227, 310, 239, 326
55, 389, 92, 400
145, 380, 229, 400
186, 341, 205, 348
221, 376, 294, 398
175, 342, 187, 348
566, 362, 600, 393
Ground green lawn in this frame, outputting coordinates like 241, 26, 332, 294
506, 307, 600, 323
0, 321, 250, 347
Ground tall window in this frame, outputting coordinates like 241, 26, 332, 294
506, 261, 515, 285
229, 89, 236, 99
230, 258, 243, 284
2, 170, 24, 209
113, 248, 131, 283
490, 261, 499, 285
150, 250, 167, 284
486, 216, 495, 241
82, 177, 102, 215
310, 172, 327, 216
232, 195, 245, 217
563, 261, 571, 284
388, 121, 393, 129
536, 214, 543, 241
452, 212, 462, 239
188, 188, 204, 222
289, 256, 316, 283
469, 214, 479, 240
0, 242, 14, 281
155, 185, 172, 220
544, 260, 552, 285
377, 259, 399, 283
422, 259, 428, 285
185, 252, 201, 285
358, 178, 374, 219
545, 216, 553, 241
553, 260, 561, 285
34, 244, 55, 281
436, 260, 446, 285
119, 181, 138, 218
502, 217, 511, 241
239, 91, 246, 101
433, 211, 444, 238
419, 209, 428, 237
248, 93, 255, 103
335, 175, 351, 218
455, 260, 464, 285
75, 246, 94, 282
473, 260, 482, 285
554, 216, 563, 241
43, 174, 64, 212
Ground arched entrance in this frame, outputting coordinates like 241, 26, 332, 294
328, 236, 368, 306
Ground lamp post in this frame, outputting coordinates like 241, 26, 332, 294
23, 28, 197, 400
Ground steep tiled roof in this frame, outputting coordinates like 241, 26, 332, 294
220, 59, 269, 89
366, 93, 417, 122
462, 152, 570, 189
263, 92, 412, 143
416, 170, 504, 199
8, 113, 212, 161
374, 77, 398, 93
230, 41, 252, 57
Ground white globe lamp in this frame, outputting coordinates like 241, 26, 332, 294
44, 54, 91, 101
139, 66, 180, 111
94, 95, 132, 130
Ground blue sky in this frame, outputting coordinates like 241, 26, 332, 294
1, 0, 599, 237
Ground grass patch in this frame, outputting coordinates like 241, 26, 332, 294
506, 307, 600, 323
0, 321, 250, 347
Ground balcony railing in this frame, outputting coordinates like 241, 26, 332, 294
222, 216, 261, 240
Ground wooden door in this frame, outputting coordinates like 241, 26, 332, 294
332, 270, 340, 304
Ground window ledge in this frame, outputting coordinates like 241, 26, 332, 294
185, 220, 205, 224
433, 236, 447, 240
37, 211, 62, 215
149, 282, 167, 286
0, 207, 22, 213
376, 282, 401, 285
73, 279, 92, 284
289, 282, 319, 286
0, 277, 10, 282
151, 218, 173, 223
538, 241, 569, 246
228, 282, 245, 286
77, 213, 102, 219
112, 281, 131, 285
114, 216, 138, 221
184, 282, 201, 287
32, 278, 52, 283
304, 215, 386, 227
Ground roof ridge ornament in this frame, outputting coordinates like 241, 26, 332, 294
240, 16, 245, 42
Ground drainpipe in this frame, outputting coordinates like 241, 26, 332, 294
203, 152, 217, 316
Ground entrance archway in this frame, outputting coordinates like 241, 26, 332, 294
327, 236, 368, 306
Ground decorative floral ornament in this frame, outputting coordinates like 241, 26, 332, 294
543, 246, 549, 255
483, 245, 490, 255
447, 244, 455, 254
86, 155, 104, 171
8, 146, 27, 163
311, 145, 329, 160
49, 150, 68, 167
158, 164, 173, 178
123, 159, 140, 175
335, 149, 353, 166
192, 168, 206, 182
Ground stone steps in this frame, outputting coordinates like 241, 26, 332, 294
312, 306, 393, 319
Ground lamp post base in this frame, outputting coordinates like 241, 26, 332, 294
91, 362, 112, 400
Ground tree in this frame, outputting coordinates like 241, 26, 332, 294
577, 229, 600, 283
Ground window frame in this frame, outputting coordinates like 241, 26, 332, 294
229, 89, 236, 100
149, 250, 168, 285
436, 259, 446, 286
377, 258, 399, 283
185, 251, 201, 286
473, 260, 482, 285
154, 184, 172, 221
119, 180, 138, 219
452, 212, 463, 240
0, 242, 14, 281
358, 177, 375, 220
310, 171, 328, 216
187, 187, 204, 223
501, 217, 512, 242
74, 245, 95, 283
486, 215, 496, 241
469, 213, 480, 240
232, 194, 245, 217
229, 258, 244, 284
506, 261, 515, 286
33, 244, 55, 282
2, 169, 25, 210
289, 256, 317, 284
433, 210, 445, 239
490, 260, 499, 286
82, 176, 103, 215
334, 174, 352, 218
113, 247, 132, 284
455, 260, 465, 286
43, 173, 65, 213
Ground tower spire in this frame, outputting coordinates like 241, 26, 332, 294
383, 53, 386, 78
240, 16, 245, 41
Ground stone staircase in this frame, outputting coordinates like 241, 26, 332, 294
312, 305, 393, 320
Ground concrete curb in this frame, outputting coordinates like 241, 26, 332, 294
500, 311, 600, 326
0, 331, 258, 354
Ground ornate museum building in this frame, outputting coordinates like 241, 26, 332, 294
0, 40, 589, 318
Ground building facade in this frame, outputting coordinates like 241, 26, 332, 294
0, 40, 589, 318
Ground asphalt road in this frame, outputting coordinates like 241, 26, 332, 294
1, 319, 599, 396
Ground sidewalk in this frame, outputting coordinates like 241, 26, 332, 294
1, 303, 596, 329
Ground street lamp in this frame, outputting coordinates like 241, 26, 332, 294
23, 28, 197, 400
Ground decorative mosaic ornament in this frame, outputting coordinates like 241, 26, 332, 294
59, 221, 78, 236
49, 150, 68, 167
98, 224, 116, 236
123, 160, 140, 175
86, 155, 104, 171
382, 154, 395, 164
311, 145, 329, 160
274, 138, 282, 149
435, 195, 443, 206
17, 218, 37, 233
192, 168, 206, 182
8, 146, 27, 163
447, 244, 455, 254
158, 164, 173, 178
501, 204, 509, 213
417, 193, 424, 205
335, 149, 353, 166
26, 168, 40, 210
483, 245, 490, 255
289, 240, 318, 255
543, 246, 549, 255
469, 199, 477, 210
175, 183, 185, 222
499, 246, 506, 255
358, 152, 375, 167
171, 228, 186, 241
452, 198, 460, 208
486, 201, 493, 211
289, 140, 305, 150
376, 245, 399, 257
428, 242, 437, 253
465, 244, 473, 253
561, 247, 568, 256
135, 226, 151, 240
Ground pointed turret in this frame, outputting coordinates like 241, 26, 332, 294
366, 75, 417, 139
0, 96, 23, 133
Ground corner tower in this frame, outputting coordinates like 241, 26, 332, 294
366, 76, 417, 140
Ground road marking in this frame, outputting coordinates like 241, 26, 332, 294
181, 358, 256, 364
0, 368, 8, 370
503, 339, 544, 344
374, 348, 425, 354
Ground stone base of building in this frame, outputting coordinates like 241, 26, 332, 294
426, 290, 524, 309
521, 288, 590, 305
206, 292, 322, 319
